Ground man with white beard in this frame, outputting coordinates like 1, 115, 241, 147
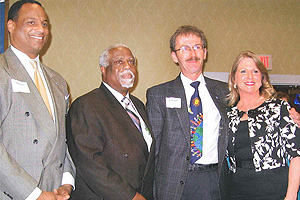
66, 44, 155, 200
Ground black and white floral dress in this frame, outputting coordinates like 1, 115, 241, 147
226, 99, 300, 199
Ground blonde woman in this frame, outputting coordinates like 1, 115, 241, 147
226, 51, 300, 200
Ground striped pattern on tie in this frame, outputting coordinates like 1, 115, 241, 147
122, 97, 142, 132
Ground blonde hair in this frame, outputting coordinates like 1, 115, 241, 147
227, 51, 276, 106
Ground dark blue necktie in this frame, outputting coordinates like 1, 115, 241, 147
189, 81, 203, 164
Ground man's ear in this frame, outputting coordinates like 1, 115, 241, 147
203, 48, 207, 60
171, 51, 178, 63
100, 66, 106, 78
7, 20, 15, 33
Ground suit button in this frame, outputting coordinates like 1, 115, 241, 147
186, 156, 190, 160
124, 153, 129, 158
25, 112, 30, 117
180, 181, 184, 185
59, 163, 63, 168
219, 126, 223, 130
33, 139, 38, 144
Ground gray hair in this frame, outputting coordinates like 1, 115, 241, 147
99, 43, 134, 68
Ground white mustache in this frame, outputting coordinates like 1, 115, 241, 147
119, 69, 135, 88
120, 69, 134, 79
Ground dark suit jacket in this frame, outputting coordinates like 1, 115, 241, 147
0, 47, 75, 200
146, 75, 229, 200
67, 83, 155, 200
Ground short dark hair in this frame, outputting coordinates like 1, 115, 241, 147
8, 0, 42, 22
169, 25, 207, 52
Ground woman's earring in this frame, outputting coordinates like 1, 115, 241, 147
234, 84, 237, 89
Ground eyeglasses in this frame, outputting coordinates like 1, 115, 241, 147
174, 44, 204, 53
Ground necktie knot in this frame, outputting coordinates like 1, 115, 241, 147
122, 97, 131, 108
30, 60, 38, 70
190, 81, 200, 89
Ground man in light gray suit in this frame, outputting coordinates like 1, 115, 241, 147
0, 0, 75, 199
146, 25, 229, 200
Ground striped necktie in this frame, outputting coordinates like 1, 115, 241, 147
122, 97, 142, 132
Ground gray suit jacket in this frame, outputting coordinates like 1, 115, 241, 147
0, 47, 75, 199
146, 75, 229, 200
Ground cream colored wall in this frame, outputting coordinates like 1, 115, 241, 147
9, 0, 300, 102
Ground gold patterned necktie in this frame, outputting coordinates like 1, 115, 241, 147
30, 60, 52, 118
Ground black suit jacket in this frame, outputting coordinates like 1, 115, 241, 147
67, 83, 155, 200
146, 75, 229, 200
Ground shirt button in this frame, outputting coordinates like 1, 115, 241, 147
180, 181, 184, 185
33, 139, 38, 144
124, 153, 129, 158
186, 156, 190, 160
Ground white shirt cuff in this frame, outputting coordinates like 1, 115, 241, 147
25, 172, 75, 200
61, 172, 75, 190
25, 187, 42, 200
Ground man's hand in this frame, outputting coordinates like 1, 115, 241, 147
132, 192, 146, 200
53, 184, 72, 199
289, 108, 300, 127
37, 191, 67, 200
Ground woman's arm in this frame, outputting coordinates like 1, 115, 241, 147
285, 157, 300, 200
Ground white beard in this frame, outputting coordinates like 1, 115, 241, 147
118, 69, 135, 88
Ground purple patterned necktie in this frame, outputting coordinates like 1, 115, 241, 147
189, 81, 203, 164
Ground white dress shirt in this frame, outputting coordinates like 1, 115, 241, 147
10, 46, 74, 200
103, 82, 152, 151
11, 46, 55, 122
181, 73, 221, 164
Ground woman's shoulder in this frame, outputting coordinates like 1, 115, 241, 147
264, 98, 290, 108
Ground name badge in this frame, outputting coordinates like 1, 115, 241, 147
166, 97, 181, 108
11, 79, 30, 93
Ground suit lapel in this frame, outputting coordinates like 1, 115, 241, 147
41, 65, 68, 167
4, 48, 55, 134
101, 84, 149, 151
130, 95, 156, 188
170, 75, 190, 145
205, 77, 227, 118
42, 65, 66, 123
130, 96, 155, 152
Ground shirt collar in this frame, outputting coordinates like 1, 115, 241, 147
11, 45, 40, 63
180, 72, 206, 87
102, 82, 129, 104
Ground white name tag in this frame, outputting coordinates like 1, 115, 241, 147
11, 79, 30, 93
166, 97, 181, 108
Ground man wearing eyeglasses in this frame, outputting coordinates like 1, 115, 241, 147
146, 25, 229, 200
